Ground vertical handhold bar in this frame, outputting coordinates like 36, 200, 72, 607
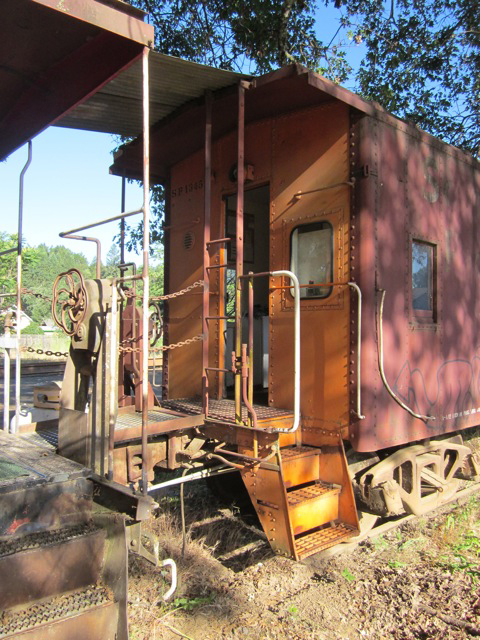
14, 141, 32, 434
141, 46, 150, 494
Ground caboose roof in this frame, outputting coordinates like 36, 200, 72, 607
109, 62, 385, 182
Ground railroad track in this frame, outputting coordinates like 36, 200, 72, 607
0, 360, 66, 377
186, 477, 480, 568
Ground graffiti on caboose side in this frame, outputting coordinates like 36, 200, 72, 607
393, 355, 480, 422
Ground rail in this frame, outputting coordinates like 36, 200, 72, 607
59, 208, 143, 279
270, 280, 365, 421
239, 270, 301, 434
377, 289, 435, 422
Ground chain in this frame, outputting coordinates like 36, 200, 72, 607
20, 288, 52, 302
22, 346, 69, 358
119, 334, 204, 353
124, 280, 204, 301
152, 280, 204, 301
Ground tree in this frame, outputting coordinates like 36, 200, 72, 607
102, 243, 121, 278
22, 244, 95, 324
336, 0, 480, 156
123, 0, 479, 254
131, 0, 351, 78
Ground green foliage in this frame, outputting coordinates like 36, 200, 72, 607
173, 594, 214, 611
22, 320, 45, 335
337, 0, 480, 156
0, 233, 38, 296
21, 244, 96, 325
388, 559, 407, 569
102, 243, 121, 278
130, 0, 350, 78
341, 568, 356, 582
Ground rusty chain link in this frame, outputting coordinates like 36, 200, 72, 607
22, 346, 69, 358
20, 287, 53, 302
124, 280, 204, 301
119, 334, 204, 353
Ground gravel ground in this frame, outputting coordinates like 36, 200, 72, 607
127, 484, 480, 640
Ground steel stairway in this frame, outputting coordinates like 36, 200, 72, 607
241, 439, 359, 560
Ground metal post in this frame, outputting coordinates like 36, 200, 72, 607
248, 273, 254, 425
120, 176, 126, 267
202, 91, 212, 415
14, 141, 32, 434
108, 281, 118, 479
3, 337, 11, 431
141, 46, 150, 494
234, 83, 245, 423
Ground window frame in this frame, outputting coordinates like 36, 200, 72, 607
411, 238, 437, 324
289, 220, 334, 300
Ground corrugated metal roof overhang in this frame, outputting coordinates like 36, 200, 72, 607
110, 64, 379, 183
110, 62, 476, 184
57, 52, 250, 139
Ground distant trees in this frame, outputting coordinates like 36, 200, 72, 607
0, 236, 98, 329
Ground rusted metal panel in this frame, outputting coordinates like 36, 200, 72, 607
0, 528, 105, 609
32, 0, 153, 46
270, 102, 351, 437
351, 114, 480, 451
0, 478, 92, 536
4, 601, 119, 639
0, 0, 147, 160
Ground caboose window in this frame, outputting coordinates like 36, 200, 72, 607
290, 221, 333, 299
412, 240, 435, 319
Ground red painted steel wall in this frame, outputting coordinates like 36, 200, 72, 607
350, 114, 480, 452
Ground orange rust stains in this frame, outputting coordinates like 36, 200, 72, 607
270, 102, 351, 441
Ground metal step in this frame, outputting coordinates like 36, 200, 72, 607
0, 585, 117, 640
294, 522, 356, 559
0, 524, 106, 609
281, 445, 321, 488
287, 482, 341, 535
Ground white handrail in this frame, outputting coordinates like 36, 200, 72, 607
347, 282, 365, 420
270, 270, 301, 433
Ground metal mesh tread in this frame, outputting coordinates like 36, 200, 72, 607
0, 585, 113, 638
162, 397, 293, 424
0, 523, 99, 558
115, 409, 181, 430
287, 482, 340, 507
20, 424, 58, 450
281, 446, 321, 461
0, 432, 88, 490
295, 522, 356, 558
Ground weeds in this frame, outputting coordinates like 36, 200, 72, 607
372, 535, 389, 551
342, 568, 356, 582
173, 595, 215, 612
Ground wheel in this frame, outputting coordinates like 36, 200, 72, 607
51, 268, 87, 336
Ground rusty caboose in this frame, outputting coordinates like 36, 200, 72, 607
30, 62, 478, 569
106, 64, 480, 559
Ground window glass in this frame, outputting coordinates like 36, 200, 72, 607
290, 221, 333, 299
412, 241, 434, 313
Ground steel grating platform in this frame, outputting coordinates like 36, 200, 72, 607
162, 397, 294, 425
115, 409, 182, 431
21, 423, 59, 450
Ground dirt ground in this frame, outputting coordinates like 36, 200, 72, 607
127, 482, 480, 640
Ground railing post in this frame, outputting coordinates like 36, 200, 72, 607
141, 46, 150, 494
202, 91, 212, 416
235, 82, 245, 424
14, 140, 32, 434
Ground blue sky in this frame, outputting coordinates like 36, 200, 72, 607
0, 3, 364, 265
0, 128, 143, 263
